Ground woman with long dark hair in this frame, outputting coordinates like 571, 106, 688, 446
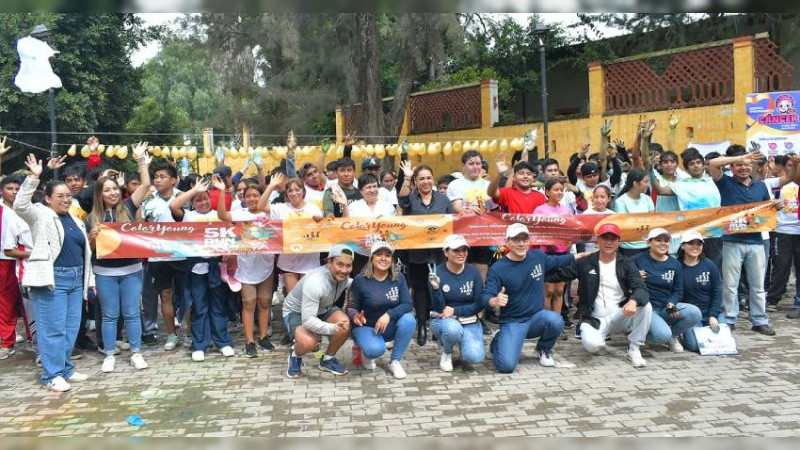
87, 143, 151, 373
397, 161, 454, 346
676, 231, 723, 352
614, 168, 654, 257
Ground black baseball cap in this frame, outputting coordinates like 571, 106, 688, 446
361, 156, 381, 169
581, 162, 599, 176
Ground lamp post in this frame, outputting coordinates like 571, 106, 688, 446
30, 24, 58, 177
531, 22, 549, 159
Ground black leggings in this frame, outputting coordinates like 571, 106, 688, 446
407, 262, 431, 326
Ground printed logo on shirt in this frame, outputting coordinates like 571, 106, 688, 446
530, 264, 543, 280
442, 284, 450, 293
460, 281, 474, 297
662, 270, 675, 283
588, 269, 597, 275
386, 286, 399, 303
696, 271, 710, 285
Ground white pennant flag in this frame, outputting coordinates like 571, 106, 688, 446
14, 36, 62, 94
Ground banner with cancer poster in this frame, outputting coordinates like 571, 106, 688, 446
746, 90, 800, 156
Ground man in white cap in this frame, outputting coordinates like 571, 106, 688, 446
283, 244, 354, 379
547, 223, 652, 367
483, 223, 591, 372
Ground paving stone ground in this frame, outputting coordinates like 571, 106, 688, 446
2, 288, 800, 437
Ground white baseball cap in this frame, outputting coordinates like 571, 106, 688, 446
370, 240, 394, 255
680, 230, 705, 244
505, 223, 530, 239
443, 234, 469, 251
645, 228, 671, 240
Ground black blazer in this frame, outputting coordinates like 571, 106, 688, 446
547, 252, 649, 329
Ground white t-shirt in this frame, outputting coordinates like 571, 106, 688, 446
1, 205, 33, 263
141, 190, 185, 262
378, 187, 398, 206
304, 187, 325, 212
270, 202, 323, 274
765, 178, 800, 235
182, 209, 219, 274
446, 177, 492, 213
594, 259, 625, 319
231, 199, 246, 212
230, 209, 276, 284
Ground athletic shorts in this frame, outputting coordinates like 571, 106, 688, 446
284, 306, 343, 341
147, 261, 188, 291
467, 246, 493, 266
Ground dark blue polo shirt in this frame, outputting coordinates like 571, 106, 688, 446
714, 174, 770, 244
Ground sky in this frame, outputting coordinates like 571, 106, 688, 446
130, 13, 623, 67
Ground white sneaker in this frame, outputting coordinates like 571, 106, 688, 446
164, 333, 179, 351
668, 336, 684, 353
389, 360, 406, 379
66, 371, 89, 382
191, 351, 205, 362
117, 340, 131, 351
174, 318, 181, 328
101, 356, 116, 373
627, 347, 647, 368
46, 376, 71, 392
439, 353, 453, 372
15, 334, 24, 344
539, 350, 555, 367
221, 346, 235, 357
363, 358, 376, 370
131, 352, 148, 370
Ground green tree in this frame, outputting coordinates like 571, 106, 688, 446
0, 13, 154, 171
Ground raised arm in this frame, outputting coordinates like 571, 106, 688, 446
397, 160, 414, 197
708, 152, 761, 182
599, 120, 612, 182
640, 118, 656, 169
257, 172, 286, 214
13, 155, 43, 225
668, 109, 679, 153
488, 158, 509, 201
129, 142, 152, 208
170, 179, 210, 221
631, 117, 644, 169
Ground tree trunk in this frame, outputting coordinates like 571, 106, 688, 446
386, 58, 418, 138
356, 13, 384, 144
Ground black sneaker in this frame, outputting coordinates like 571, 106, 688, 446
244, 342, 258, 358
71, 348, 83, 360
563, 318, 574, 329
258, 338, 275, 352
142, 334, 158, 346
280, 335, 291, 346
751, 324, 776, 336
76, 337, 98, 351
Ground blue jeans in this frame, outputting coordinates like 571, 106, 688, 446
96, 270, 144, 355
490, 310, 564, 373
351, 313, 416, 361
682, 321, 706, 353
188, 272, 233, 352
29, 266, 83, 384
430, 318, 485, 364
721, 242, 769, 326
648, 303, 703, 343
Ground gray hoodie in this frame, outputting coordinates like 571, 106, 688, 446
282, 265, 352, 335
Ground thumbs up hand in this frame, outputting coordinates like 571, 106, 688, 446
491, 286, 508, 308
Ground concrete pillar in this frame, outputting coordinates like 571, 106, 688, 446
733, 35, 756, 145
588, 61, 606, 154
335, 105, 344, 144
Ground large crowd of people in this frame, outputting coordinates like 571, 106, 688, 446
0, 114, 797, 392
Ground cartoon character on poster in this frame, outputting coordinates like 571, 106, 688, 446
746, 91, 800, 156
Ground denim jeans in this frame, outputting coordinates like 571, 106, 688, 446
351, 313, 416, 361
648, 303, 703, 343
96, 270, 144, 355
721, 242, 769, 326
490, 310, 564, 373
430, 318, 485, 364
188, 272, 233, 352
682, 321, 706, 353
29, 266, 83, 384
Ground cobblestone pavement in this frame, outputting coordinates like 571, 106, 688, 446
2, 296, 800, 437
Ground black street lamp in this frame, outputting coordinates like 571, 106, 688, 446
531, 22, 549, 159
30, 24, 59, 177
